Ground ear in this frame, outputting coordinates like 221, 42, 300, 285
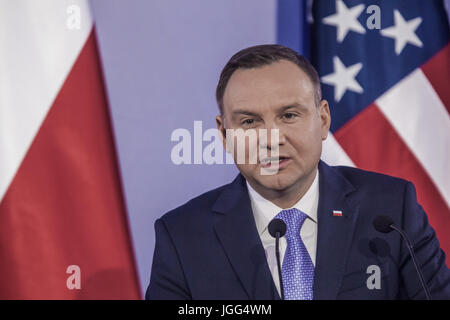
319, 99, 331, 140
216, 115, 229, 153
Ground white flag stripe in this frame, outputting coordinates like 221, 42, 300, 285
0, 0, 93, 202
321, 132, 356, 167
376, 69, 450, 207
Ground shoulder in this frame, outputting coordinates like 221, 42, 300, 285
330, 164, 411, 194
327, 164, 418, 225
323, 163, 415, 217
156, 177, 235, 227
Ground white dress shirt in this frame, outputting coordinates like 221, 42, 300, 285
246, 169, 319, 296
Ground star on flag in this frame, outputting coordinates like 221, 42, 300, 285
322, 0, 366, 43
380, 9, 423, 55
321, 56, 364, 102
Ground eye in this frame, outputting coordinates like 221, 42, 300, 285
241, 118, 255, 125
283, 112, 297, 120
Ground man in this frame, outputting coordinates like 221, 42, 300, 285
146, 45, 450, 300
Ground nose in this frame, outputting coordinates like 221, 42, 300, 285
259, 122, 285, 151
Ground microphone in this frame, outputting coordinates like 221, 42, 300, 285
373, 215, 432, 300
268, 218, 286, 300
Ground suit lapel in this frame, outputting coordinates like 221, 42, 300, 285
313, 161, 360, 299
212, 161, 360, 300
212, 174, 280, 300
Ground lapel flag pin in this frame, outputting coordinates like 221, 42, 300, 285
333, 210, 343, 217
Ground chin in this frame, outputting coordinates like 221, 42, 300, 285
257, 173, 296, 191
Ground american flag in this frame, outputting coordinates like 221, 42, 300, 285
312, 0, 450, 262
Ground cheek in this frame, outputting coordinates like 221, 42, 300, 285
235, 162, 259, 175
288, 125, 323, 155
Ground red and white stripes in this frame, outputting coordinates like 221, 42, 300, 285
323, 43, 450, 263
0, 0, 140, 299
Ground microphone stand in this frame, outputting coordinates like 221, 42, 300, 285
275, 231, 285, 300
390, 224, 432, 300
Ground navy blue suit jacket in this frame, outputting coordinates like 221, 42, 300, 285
146, 161, 450, 299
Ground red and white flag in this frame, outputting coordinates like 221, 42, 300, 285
0, 0, 140, 299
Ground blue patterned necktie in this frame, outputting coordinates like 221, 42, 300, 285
275, 208, 315, 300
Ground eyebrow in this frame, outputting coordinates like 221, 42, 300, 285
278, 103, 308, 113
231, 103, 308, 118
231, 110, 260, 118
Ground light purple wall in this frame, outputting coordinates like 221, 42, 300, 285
90, 0, 277, 294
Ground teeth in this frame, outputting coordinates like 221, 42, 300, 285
262, 159, 281, 165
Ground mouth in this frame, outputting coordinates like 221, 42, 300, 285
260, 156, 291, 169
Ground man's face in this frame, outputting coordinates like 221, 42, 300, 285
217, 59, 331, 193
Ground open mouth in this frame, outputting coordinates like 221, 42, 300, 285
260, 156, 290, 169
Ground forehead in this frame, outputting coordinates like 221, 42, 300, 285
223, 60, 315, 114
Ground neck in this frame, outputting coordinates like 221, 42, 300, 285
249, 166, 318, 209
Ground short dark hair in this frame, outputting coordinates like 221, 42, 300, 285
216, 44, 322, 114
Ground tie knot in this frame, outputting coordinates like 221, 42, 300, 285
275, 208, 308, 237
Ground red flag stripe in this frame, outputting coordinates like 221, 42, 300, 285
0, 29, 140, 299
421, 43, 450, 114
334, 103, 450, 265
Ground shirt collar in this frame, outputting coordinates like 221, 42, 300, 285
246, 169, 319, 236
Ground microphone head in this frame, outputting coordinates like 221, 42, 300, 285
268, 218, 287, 238
373, 215, 394, 234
